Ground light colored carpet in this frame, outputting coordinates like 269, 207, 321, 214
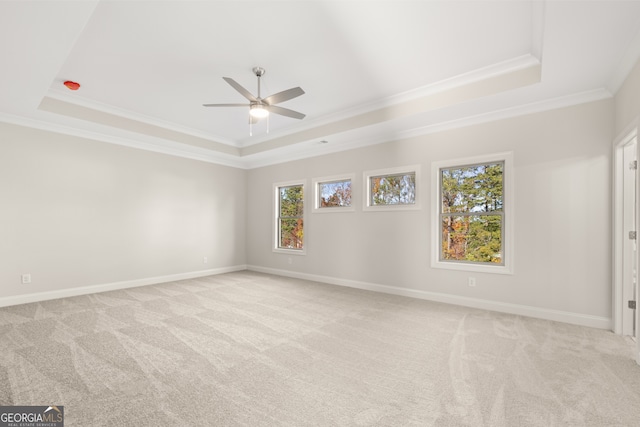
1, 271, 640, 426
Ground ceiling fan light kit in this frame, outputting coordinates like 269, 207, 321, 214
203, 67, 305, 135
249, 103, 269, 118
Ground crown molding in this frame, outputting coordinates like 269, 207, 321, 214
46, 88, 237, 147
396, 87, 613, 140
39, 96, 240, 156
241, 58, 542, 157
37, 54, 541, 162
239, 54, 541, 148
242, 88, 613, 169
0, 112, 246, 169
241, 130, 394, 169
2, 87, 612, 171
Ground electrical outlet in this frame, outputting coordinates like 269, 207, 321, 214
288, 257, 293, 265
21, 274, 31, 284
203, 256, 208, 264
468, 277, 476, 287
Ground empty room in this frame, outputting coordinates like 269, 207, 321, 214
2, 1, 640, 426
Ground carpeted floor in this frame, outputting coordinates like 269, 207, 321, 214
1, 271, 640, 426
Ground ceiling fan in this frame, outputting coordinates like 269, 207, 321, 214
203, 67, 305, 124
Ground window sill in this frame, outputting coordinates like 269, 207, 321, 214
431, 259, 513, 275
273, 248, 307, 256
312, 206, 355, 214
363, 203, 421, 212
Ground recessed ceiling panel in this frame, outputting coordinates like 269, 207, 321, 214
52, 1, 534, 143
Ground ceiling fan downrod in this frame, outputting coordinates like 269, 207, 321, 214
253, 67, 265, 99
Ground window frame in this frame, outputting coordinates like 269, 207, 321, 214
273, 179, 307, 255
431, 152, 513, 274
312, 173, 355, 213
363, 165, 421, 212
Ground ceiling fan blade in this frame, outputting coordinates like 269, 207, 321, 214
266, 105, 306, 120
202, 103, 248, 107
223, 77, 257, 102
262, 87, 305, 105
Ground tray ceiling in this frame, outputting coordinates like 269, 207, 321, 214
1, 1, 640, 168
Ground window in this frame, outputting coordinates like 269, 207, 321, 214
274, 181, 305, 253
363, 165, 421, 211
431, 153, 513, 274
312, 174, 354, 213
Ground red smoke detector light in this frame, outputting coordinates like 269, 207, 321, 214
63, 81, 80, 90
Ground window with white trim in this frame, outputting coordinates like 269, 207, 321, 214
312, 174, 354, 213
432, 153, 513, 274
364, 165, 420, 211
274, 181, 305, 253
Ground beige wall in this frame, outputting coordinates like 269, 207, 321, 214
615, 58, 640, 136
0, 96, 619, 324
0, 123, 246, 299
247, 99, 614, 321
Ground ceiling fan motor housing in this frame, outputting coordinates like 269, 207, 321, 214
203, 67, 305, 122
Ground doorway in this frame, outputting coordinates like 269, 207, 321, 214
614, 128, 639, 354
622, 138, 637, 337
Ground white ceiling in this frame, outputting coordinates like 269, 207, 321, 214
1, 0, 640, 168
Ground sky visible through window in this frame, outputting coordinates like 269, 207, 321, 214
319, 180, 351, 208
370, 172, 416, 205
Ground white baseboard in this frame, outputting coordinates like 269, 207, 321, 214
0, 265, 247, 308
247, 265, 612, 330
2, 264, 612, 331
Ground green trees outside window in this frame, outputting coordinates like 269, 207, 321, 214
370, 172, 416, 205
278, 185, 304, 250
319, 179, 352, 208
440, 162, 503, 264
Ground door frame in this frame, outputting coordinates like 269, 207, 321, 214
613, 124, 639, 346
